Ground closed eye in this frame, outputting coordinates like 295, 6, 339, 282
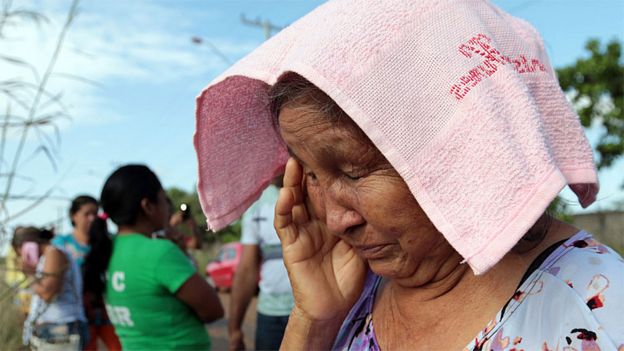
306, 171, 319, 185
342, 166, 366, 181
344, 172, 362, 181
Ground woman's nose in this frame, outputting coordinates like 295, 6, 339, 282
323, 185, 364, 235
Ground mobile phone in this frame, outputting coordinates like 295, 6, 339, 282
180, 203, 191, 220
20, 242, 39, 269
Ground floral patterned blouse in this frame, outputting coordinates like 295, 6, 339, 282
332, 231, 624, 350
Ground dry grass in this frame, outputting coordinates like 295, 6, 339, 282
0, 267, 26, 350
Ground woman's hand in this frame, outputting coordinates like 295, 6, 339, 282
275, 158, 366, 324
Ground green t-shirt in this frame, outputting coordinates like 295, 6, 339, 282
105, 234, 211, 350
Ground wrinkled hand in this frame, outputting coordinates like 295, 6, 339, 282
275, 158, 366, 323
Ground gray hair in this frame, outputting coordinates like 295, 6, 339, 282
268, 72, 351, 129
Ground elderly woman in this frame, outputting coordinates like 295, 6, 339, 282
194, 0, 623, 349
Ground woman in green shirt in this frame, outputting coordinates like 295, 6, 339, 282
91, 164, 223, 350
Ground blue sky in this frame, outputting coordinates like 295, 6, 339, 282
2, 0, 623, 235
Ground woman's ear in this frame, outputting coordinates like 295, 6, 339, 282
140, 197, 156, 218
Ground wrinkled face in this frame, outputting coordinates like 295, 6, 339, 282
278, 106, 450, 279
72, 202, 98, 234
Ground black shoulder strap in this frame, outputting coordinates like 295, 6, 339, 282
500, 238, 568, 318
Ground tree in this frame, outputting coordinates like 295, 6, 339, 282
556, 39, 624, 170
166, 187, 206, 229
165, 187, 241, 243
548, 38, 624, 221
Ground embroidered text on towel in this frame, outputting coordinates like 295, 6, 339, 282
450, 33, 546, 101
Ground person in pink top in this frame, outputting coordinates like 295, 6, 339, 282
193, 0, 623, 349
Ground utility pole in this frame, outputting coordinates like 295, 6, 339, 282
191, 36, 233, 66
56, 206, 64, 233
240, 14, 283, 40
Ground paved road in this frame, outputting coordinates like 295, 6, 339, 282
207, 292, 258, 351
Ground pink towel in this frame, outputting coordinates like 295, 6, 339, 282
194, 0, 598, 274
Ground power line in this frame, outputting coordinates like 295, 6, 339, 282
3, 195, 71, 201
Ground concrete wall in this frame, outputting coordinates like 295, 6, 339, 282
572, 211, 624, 252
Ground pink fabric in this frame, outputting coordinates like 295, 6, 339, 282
194, 0, 598, 274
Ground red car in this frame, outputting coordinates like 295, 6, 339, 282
206, 242, 244, 291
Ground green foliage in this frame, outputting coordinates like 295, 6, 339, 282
166, 187, 206, 230
218, 220, 242, 243
547, 197, 574, 224
165, 187, 241, 243
556, 39, 624, 170
552, 39, 624, 220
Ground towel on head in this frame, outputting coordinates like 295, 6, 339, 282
194, 0, 598, 274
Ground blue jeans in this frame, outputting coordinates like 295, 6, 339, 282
255, 313, 289, 351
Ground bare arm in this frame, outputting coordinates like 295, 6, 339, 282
228, 244, 261, 351
33, 246, 67, 302
280, 307, 346, 351
176, 273, 224, 323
